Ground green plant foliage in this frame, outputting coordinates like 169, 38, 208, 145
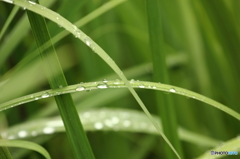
0, 140, 51, 159
0, 0, 240, 158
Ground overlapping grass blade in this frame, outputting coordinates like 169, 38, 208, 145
0, 0, 55, 69
0, 0, 126, 75
0, 136, 13, 159
0, 140, 51, 159
4, 0, 173, 154
146, 0, 182, 158
26, 0, 95, 158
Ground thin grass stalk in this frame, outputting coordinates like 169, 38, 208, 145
0, 136, 13, 159
0, 6, 19, 41
146, 0, 183, 158
26, 0, 95, 158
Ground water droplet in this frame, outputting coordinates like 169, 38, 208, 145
97, 83, 108, 89
75, 31, 81, 38
41, 92, 50, 98
152, 86, 157, 89
76, 86, 85, 91
114, 79, 120, 84
94, 122, 103, 130
130, 79, 135, 83
28, 0, 36, 5
138, 84, 145, 88
102, 79, 108, 83
111, 117, 119, 124
35, 97, 39, 100
43, 127, 55, 134
18, 130, 28, 138
104, 119, 113, 127
84, 37, 92, 46
56, 16, 59, 20
170, 88, 176, 93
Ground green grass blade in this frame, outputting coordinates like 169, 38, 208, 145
0, 5, 19, 41
5, 0, 171, 153
196, 136, 240, 159
26, 1, 95, 158
146, 0, 183, 158
0, 147, 12, 159
0, 0, 126, 75
0, 140, 51, 159
1, 80, 239, 120
2, 108, 221, 148
0, 0, 55, 69
0, 136, 13, 159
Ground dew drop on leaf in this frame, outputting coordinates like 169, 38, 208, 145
114, 79, 120, 84
28, 0, 36, 5
43, 127, 55, 134
97, 83, 108, 89
76, 86, 85, 91
84, 37, 92, 46
18, 130, 28, 138
169, 88, 176, 93
130, 79, 135, 83
94, 122, 103, 130
41, 92, 50, 98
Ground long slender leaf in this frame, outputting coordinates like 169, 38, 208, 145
1, 80, 239, 120
0, 140, 51, 159
26, 0, 95, 158
2, 108, 221, 148
146, 0, 183, 158
0, 136, 13, 159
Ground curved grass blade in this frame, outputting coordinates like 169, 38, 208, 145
1, 108, 221, 148
196, 136, 240, 159
0, 140, 51, 159
2, 0, 176, 156
0, 0, 126, 76
0, 80, 239, 120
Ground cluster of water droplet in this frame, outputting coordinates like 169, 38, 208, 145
3, 125, 56, 140
1, 108, 160, 140
81, 109, 158, 133
72, 25, 95, 51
